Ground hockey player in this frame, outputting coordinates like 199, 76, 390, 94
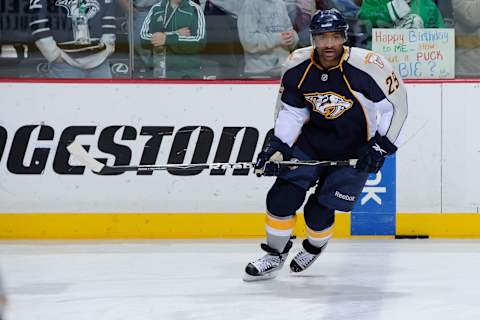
28, 0, 117, 78
244, 8, 408, 281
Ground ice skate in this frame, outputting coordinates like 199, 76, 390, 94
243, 240, 292, 281
290, 239, 326, 273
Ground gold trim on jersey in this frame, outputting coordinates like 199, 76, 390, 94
298, 47, 352, 90
309, 46, 350, 71
297, 61, 313, 89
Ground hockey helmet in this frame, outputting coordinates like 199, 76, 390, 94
309, 9, 349, 40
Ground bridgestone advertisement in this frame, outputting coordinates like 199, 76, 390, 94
3, 82, 480, 218
0, 82, 278, 212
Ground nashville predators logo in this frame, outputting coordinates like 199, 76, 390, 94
305, 92, 353, 119
364, 52, 384, 69
55, 0, 100, 19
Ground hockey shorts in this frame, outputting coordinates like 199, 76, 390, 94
278, 146, 369, 212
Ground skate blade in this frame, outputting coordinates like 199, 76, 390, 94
243, 271, 279, 282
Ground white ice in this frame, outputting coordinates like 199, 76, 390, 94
0, 239, 479, 320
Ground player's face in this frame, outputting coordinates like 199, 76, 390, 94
313, 31, 345, 66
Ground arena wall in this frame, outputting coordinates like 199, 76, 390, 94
1, 80, 479, 239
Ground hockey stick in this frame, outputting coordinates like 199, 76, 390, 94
67, 141, 358, 174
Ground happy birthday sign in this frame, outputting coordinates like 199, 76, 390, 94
372, 28, 455, 79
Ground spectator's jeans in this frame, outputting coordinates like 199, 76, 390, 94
47, 60, 112, 78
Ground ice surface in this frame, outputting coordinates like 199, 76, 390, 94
0, 239, 478, 320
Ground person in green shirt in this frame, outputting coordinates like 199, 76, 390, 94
358, 0, 445, 47
140, 0, 206, 79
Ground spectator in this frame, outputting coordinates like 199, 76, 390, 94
140, 0, 206, 79
316, 0, 362, 9
315, 0, 329, 9
321, 0, 368, 47
28, 0, 117, 78
119, 0, 158, 77
435, 0, 454, 28
452, 0, 480, 78
358, 0, 445, 47
238, 0, 299, 78
205, 0, 245, 15
200, 0, 245, 79
284, 0, 316, 47
0, 8, 32, 77
359, 0, 444, 29
325, 0, 362, 16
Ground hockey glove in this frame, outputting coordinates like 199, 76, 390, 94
254, 135, 293, 177
356, 132, 397, 173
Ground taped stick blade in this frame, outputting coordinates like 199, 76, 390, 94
67, 141, 105, 173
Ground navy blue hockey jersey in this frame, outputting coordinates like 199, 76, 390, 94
275, 46, 408, 160
29, 0, 116, 56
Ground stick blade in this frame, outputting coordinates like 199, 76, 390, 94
67, 141, 105, 173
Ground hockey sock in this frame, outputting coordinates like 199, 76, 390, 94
305, 224, 333, 250
265, 212, 297, 253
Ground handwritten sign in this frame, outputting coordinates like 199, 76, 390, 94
372, 28, 455, 79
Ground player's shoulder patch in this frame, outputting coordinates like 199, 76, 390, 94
347, 47, 394, 81
281, 46, 312, 74
348, 47, 392, 74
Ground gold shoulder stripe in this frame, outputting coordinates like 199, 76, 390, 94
297, 62, 313, 89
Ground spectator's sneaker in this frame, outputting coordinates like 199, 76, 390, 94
243, 240, 293, 281
290, 239, 327, 273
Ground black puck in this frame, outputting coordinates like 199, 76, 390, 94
395, 235, 430, 239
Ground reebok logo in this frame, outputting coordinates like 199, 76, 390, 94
29, 0, 42, 9
372, 143, 387, 155
335, 191, 356, 202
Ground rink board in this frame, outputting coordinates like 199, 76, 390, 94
1, 212, 480, 239
1, 81, 480, 238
